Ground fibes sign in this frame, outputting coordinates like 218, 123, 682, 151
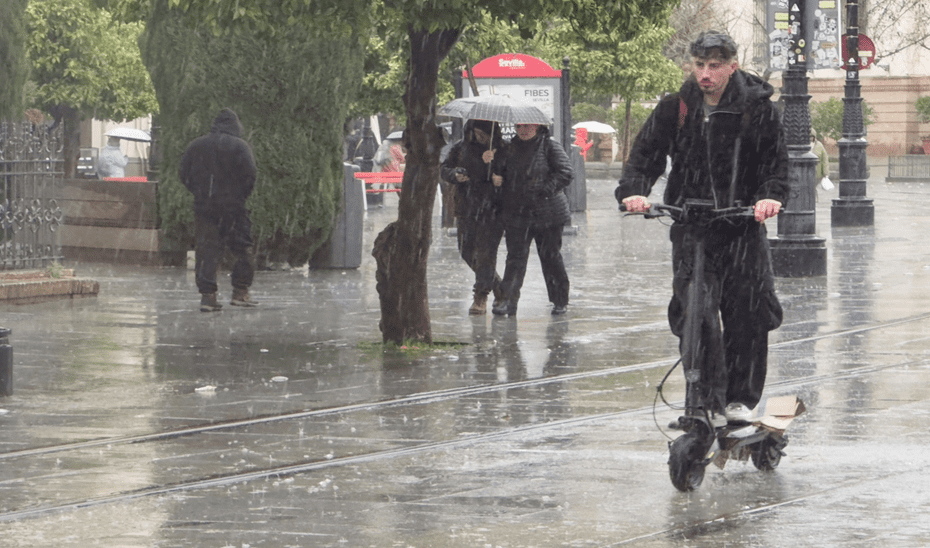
462, 54, 564, 142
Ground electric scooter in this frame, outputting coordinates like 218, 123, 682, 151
623, 199, 805, 492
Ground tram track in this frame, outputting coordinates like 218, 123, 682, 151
4, 310, 928, 462
2, 311, 929, 522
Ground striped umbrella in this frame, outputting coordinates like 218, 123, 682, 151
438, 95, 551, 125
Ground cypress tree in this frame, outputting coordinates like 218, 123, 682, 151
0, 0, 29, 119
141, 0, 365, 265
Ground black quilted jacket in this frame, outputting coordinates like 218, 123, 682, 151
495, 126, 573, 228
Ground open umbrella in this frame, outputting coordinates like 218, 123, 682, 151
572, 121, 616, 134
105, 128, 151, 143
438, 95, 550, 125
385, 130, 404, 140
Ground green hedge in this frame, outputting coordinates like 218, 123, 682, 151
141, 2, 364, 266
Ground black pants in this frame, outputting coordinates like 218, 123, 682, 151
457, 212, 503, 296
194, 210, 255, 295
499, 221, 569, 308
667, 223, 782, 413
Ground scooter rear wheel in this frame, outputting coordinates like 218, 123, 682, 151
668, 430, 709, 491
751, 436, 783, 471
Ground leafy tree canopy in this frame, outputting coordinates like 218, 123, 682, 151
811, 97, 875, 143
26, 0, 157, 123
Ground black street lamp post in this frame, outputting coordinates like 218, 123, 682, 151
770, 0, 828, 277
832, 0, 874, 226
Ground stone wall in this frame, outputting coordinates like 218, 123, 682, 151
58, 178, 183, 266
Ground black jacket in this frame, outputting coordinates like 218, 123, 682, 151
179, 109, 257, 215
440, 120, 504, 219
616, 70, 789, 212
495, 126, 573, 228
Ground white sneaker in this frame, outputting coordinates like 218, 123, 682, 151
724, 403, 754, 422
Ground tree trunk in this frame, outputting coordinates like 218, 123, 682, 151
622, 99, 632, 162
372, 27, 460, 346
62, 105, 80, 178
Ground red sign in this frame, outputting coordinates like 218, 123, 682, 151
842, 34, 876, 70
465, 54, 561, 79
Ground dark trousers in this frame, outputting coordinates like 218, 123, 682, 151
194, 210, 255, 295
457, 213, 503, 296
667, 224, 782, 413
499, 221, 569, 308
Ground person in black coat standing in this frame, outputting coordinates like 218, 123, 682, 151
491, 123, 573, 317
179, 108, 258, 312
615, 31, 789, 423
441, 119, 505, 315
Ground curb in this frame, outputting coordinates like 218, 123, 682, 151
0, 270, 99, 304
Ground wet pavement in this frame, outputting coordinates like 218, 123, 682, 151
2, 173, 930, 547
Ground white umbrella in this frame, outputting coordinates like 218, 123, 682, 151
105, 128, 151, 142
385, 130, 404, 140
438, 95, 550, 125
572, 121, 616, 134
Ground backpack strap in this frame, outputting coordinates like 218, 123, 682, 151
678, 95, 687, 129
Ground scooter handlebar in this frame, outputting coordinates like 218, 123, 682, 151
621, 200, 755, 224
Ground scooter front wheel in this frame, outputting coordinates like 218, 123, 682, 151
668, 430, 709, 491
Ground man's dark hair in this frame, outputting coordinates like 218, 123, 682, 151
690, 31, 738, 61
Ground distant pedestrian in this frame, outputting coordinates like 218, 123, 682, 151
491, 123, 573, 317
374, 135, 405, 173
811, 130, 833, 194
97, 136, 128, 178
441, 119, 505, 315
179, 108, 258, 312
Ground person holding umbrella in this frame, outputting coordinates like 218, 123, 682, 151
491, 122, 573, 317
440, 119, 505, 315
437, 94, 571, 316
97, 136, 128, 178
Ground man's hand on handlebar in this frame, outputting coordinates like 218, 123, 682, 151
622, 195, 651, 213
753, 199, 782, 222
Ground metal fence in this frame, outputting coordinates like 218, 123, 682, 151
0, 121, 64, 269
887, 155, 930, 182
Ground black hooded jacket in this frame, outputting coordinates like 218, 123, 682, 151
440, 120, 505, 219
179, 109, 257, 215
616, 70, 789, 214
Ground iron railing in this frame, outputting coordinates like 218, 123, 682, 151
887, 155, 930, 182
0, 121, 64, 269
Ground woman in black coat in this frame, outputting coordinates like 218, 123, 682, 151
491, 123, 573, 316
440, 119, 506, 315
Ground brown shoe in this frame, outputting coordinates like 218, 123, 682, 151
469, 292, 488, 315
230, 288, 258, 307
200, 293, 222, 312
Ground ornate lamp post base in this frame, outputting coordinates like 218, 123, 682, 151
831, 198, 874, 226
770, 237, 828, 278
770, 148, 827, 277
832, 137, 874, 226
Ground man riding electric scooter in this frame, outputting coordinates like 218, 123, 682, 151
615, 32, 789, 433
